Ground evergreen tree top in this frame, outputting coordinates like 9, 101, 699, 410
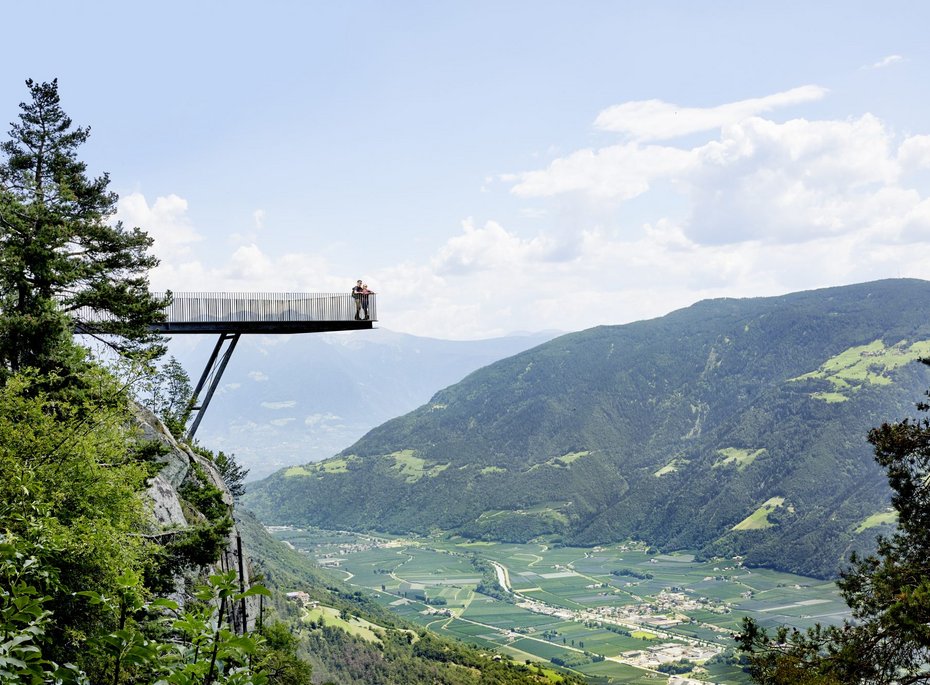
0, 78, 168, 374
1, 78, 112, 216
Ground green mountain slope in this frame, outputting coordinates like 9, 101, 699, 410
245, 279, 930, 578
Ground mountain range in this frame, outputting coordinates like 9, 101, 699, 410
167, 328, 560, 480
244, 279, 930, 578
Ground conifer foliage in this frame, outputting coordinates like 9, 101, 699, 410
142, 355, 195, 437
0, 78, 167, 377
0, 80, 306, 684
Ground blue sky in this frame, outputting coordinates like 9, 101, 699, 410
4, 1, 930, 339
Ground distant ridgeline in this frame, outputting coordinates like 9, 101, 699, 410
245, 279, 930, 579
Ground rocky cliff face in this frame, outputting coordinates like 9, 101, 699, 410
133, 404, 260, 632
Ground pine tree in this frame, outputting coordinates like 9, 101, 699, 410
0, 78, 167, 377
214, 450, 250, 500
143, 355, 194, 437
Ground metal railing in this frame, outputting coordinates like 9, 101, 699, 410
74, 291, 377, 324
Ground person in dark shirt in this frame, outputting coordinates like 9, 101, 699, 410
352, 279, 364, 319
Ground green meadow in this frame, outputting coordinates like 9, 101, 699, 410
790, 338, 930, 402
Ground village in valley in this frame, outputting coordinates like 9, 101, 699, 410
269, 527, 849, 684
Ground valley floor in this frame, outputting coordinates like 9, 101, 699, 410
269, 527, 849, 684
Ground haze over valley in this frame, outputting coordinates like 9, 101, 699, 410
173, 329, 560, 480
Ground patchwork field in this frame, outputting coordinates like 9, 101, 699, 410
274, 528, 849, 684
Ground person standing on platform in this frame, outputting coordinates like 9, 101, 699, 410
360, 284, 375, 320
352, 279, 364, 319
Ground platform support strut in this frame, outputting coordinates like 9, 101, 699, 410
186, 333, 241, 441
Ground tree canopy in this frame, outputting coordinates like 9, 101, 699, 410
0, 79, 310, 685
0, 78, 167, 377
140, 355, 194, 437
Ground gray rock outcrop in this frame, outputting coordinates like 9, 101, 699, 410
133, 403, 259, 632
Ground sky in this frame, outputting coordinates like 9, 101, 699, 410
4, 1, 930, 340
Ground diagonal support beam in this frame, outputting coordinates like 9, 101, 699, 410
186, 333, 241, 442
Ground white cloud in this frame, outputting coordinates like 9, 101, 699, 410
899, 135, 930, 170
685, 114, 901, 244
262, 400, 296, 409
510, 143, 693, 200
117, 192, 201, 261
146, 232, 345, 294
507, 109, 908, 246
227, 244, 274, 280
253, 209, 265, 230
204, 245, 343, 293
304, 412, 341, 427
432, 219, 561, 275
269, 417, 295, 426
217, 382, 241, 395
899, 197, 930, 242
249, 371, 269, 382
865, 54, 904, 70
379, 99, 930, 338
593, 85, 827, 141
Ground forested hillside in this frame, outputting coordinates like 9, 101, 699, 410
245, 279, 930, 578
0, 77, 308, 685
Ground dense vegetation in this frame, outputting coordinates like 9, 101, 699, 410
0, 78, 167, 378
0, 79, 307, 684
245, 279, 930, 578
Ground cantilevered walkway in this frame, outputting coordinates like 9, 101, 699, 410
81, 291, 376, 440
150, 291, 376, 334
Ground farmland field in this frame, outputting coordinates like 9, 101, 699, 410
275, 527, 847, 684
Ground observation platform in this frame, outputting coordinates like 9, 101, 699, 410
149, 291, 376, 334
77, 291, 377, 441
